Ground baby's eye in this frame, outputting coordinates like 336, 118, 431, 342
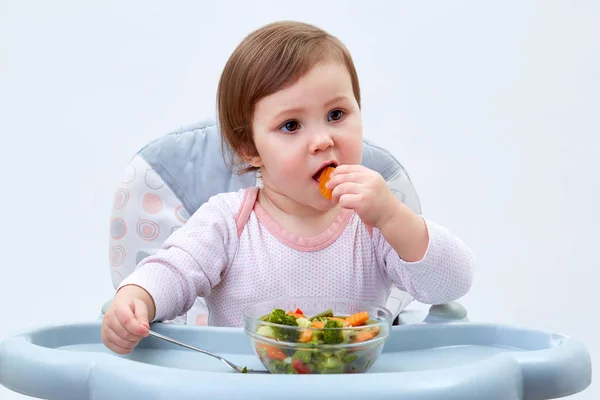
328, 109, 344, 121
279, 120, 299, 132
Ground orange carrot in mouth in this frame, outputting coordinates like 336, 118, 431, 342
318, 166, 335, 200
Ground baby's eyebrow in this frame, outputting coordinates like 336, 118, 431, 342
272, 107, 304, 121
323, 95, 349, 108
270, 95, 350, 121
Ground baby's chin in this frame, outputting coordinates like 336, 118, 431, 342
310, 197, 339, 211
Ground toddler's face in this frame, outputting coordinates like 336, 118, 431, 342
250, 61, 363, 211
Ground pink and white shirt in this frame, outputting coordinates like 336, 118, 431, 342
119, 187, 475, 327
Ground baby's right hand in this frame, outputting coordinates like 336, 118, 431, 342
101, 293, 150, 354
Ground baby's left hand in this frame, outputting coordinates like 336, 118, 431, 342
326, 164, 398, 228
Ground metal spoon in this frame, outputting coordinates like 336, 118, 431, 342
147, 330, 270, 374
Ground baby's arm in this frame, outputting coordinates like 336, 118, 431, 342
373, 211, 475, 305
116, 194, 239, 322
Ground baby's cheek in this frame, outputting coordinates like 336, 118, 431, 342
340, 125, 364, 163
348, 138, 364, 163
278, 159, 303, 177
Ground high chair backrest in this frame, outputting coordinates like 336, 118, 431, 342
109, 119, 422, 325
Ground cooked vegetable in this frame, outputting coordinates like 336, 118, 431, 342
310, 320, 325, 329
309, 309, 333, 320
347, 311, 370, 327
354, 326, 380, 343
318, 166, 336, 200
323, 319, 344, 344
299, 329, 313, 342
268, 359, 296, 374
296, 317, 312, 328
254, 307, 385, 374
255, 343, 287, 361
291, 350, 312, 364
264, 308, 299, 341
292, 359, 311, 374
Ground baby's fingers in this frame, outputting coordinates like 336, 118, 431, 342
104, 327, 137, 354
132, 298, 150, 333
337, 193, 362, 210
326, 172, 366, 189
108, 311, 145, 342
331, 182, 360, 204
330, 164, 366, 175
116, 300, 149, 337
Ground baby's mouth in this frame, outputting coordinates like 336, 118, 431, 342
312, 163, 337, 182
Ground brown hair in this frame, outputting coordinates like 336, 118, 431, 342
217, 20, 361, 174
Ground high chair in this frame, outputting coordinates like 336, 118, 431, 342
0, 119, 591, 400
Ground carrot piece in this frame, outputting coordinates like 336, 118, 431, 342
256, 344, 287, 360
318, 166, 335, 200
354, 326, 379, 343
299, 329, 313, 342
310, 321, 325, 329
268, 347, 287, 360
354, 328, 378, 343
347, 311, 369, 327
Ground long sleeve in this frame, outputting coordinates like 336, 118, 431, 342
118, 192, 240, 322
109, 154, 211, 324
373, 217, 475, 305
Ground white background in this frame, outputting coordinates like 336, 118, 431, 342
1, 0, 598, 398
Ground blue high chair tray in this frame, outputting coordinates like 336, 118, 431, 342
0, 318, 591, 399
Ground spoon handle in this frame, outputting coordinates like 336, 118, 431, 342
147, 330, 238, 371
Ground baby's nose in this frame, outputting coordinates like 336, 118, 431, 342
309, 133, 334, 153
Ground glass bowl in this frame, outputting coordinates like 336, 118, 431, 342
243, 297, 393, 374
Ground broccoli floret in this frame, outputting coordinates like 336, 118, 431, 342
310, 352, 345, 374
291, 350, 312, 364
266, 309, 297, 326
323, 356, 344, 370
268, 359, 297, 374
323, 319, 344, 344
296, 317, 311, 328
266, 308, 299, 341
342, 353, 358, 363
267, 308, 286, 322
268, 359, 286, 373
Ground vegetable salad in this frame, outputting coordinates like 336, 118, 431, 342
252, 307, 384, 374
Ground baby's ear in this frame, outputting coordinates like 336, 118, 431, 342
246, 155, 263, 168
240, 145, 263, 167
